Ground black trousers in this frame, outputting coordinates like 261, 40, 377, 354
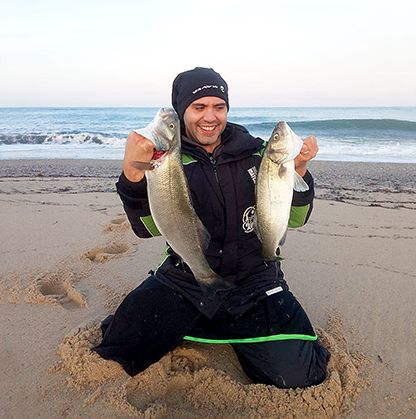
93, 276, 329, 389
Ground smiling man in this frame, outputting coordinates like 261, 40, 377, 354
94, 67, 329, 389
182, 97, 227, 152
172, 69, 229, 152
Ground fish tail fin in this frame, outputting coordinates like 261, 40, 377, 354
293, 171, 309, 192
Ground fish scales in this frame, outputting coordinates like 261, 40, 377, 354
146, 147, 213, 279
255, 121, 303, 261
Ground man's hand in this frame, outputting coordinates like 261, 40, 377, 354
294, 135, 319, 177
122, 132, 155, 182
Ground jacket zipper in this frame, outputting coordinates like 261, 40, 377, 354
209, 156, 219, 183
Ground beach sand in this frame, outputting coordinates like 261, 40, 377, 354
1, 159, 415, 418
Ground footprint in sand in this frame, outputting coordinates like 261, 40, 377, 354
27, 273, 87, 309
104, 216, 129, 232
83, 243, 131, 263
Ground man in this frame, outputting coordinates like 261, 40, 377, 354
94, 67, 329, 389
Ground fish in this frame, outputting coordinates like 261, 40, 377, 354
255, 121, 309, 261
130, 108, 230, 293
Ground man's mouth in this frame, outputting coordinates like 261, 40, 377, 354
199, 125, 217, 133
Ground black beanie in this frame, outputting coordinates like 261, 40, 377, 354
171, 67, 229, 120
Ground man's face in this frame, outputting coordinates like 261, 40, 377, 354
183, 96, 228, 153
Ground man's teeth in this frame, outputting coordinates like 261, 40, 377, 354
201, 126, 216, 131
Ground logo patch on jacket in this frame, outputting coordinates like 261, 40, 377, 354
242, 206, 255, 233
247, 166, 257, 184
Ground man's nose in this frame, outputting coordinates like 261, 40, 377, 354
203, 108, 216, 122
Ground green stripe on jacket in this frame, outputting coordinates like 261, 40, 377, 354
140, 215, 161, 236
288, 205, 310, 228
182, 153, 197, 165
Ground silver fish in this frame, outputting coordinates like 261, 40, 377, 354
255, 121, 308, 260
131, 108, 229, 292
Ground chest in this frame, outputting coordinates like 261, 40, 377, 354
183, 154, 261, 237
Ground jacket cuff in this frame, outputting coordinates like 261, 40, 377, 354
116, 172, 150, 211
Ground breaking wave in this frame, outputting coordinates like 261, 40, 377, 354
0, 132, 125, 145
2, 119, 415, 146
243, 119, 416, 138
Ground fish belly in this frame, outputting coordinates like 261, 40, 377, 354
256, 160, 294, 260
146, 154, 218, 286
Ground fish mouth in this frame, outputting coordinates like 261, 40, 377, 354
277, 121, 297, 139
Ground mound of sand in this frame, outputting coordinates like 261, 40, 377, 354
54, 315, 369, 418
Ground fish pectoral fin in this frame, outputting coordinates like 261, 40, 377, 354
253, 212, 262, 241
293, 172, 309, 192
198, 222, 211, 251
130, 160, 155, 171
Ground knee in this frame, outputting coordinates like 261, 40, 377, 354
267, 343, 329, 389
236, 340, 329, 389
275, 363, 327, 389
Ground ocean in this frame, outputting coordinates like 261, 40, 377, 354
1, 107, 415, 163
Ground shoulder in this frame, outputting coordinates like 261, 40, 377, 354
226, 122, 250, 134
224, 122, 265, 153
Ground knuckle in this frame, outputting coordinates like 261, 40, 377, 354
142, 140, 154, 151
127, 131, 139, 140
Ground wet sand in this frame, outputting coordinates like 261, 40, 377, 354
1, 159, 415, 418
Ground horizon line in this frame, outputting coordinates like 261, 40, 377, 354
1, 105, 416, 109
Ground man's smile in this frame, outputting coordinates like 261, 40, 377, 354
199, 125, 218, 134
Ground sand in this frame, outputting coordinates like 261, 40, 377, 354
1, 159, 415, 418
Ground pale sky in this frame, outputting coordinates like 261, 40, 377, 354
1, 0, 415, 107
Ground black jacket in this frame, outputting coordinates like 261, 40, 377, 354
116, 123, 314, 317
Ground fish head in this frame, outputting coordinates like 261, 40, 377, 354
266, 121, 303, 164
150, 107, 180, 151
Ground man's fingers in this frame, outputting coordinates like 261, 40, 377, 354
123, 131, 156, 182
301, 136, 319, 158
300, 143, 310, 155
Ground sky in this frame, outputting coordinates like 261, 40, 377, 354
1, 0, 415, 107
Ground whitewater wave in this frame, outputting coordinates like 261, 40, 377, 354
2, 119, 415, 146
0, 132, 126, 145
243, 119, 416, 135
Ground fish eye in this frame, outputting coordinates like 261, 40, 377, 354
274, 134, 279, 140
169, 123, 175, 129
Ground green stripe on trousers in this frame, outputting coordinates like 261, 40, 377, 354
183, 333, 318, 344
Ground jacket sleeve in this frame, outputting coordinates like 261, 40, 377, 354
288, 170, 315, 228
116, 172, 161, 238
